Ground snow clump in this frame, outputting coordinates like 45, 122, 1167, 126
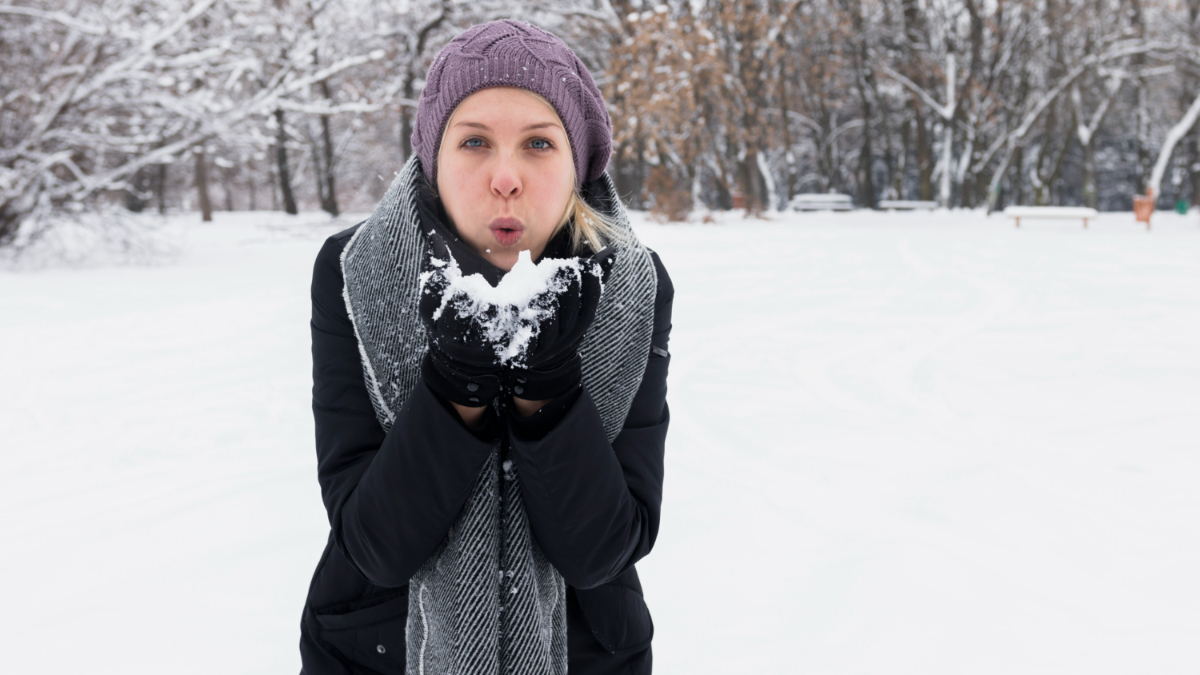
421, 249, 590, 366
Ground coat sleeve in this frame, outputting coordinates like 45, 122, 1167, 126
310, 230, 499, 588
507, 250, 674, 590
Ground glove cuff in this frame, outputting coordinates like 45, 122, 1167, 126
421, 349, 502, 407
504, 355, 582, 402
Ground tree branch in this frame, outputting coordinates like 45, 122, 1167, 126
0, 4, 106, 35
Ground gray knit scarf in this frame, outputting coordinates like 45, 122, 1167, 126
339, 155, 657, 675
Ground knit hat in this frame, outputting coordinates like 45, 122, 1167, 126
411, 19, 612, 190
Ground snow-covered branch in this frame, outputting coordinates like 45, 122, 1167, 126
877, 62, 954, 120
274, 99, 385, 116
0, 4, 106, 35
1148, 89, 1200, 200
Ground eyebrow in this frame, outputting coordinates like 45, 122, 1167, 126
453, 121, 561, 132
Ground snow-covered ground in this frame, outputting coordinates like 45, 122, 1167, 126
2, 208, 1198, 674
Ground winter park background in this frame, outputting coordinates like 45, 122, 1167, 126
4, 1, 1200, 674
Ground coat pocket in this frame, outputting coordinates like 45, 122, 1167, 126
314, 588, 409, 674
573, 579, 654, 657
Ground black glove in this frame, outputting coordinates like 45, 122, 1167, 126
417, 228, 505, 407
503, 246, 617, 401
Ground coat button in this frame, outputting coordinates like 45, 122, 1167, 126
466, 382, 479, 392
515, 376, 527, 384
513, 386, 524, 396
468, 396, 480, 404
377, 645, 386, 654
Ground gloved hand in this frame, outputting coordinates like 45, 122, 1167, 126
503, 246, 617, 401
417, 228, 504, 407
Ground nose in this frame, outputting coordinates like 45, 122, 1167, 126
490, 152, 522, 199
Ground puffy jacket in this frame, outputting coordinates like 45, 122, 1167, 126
298, 223, 673, 675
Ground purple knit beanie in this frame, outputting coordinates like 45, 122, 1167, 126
411, 19, 612, 190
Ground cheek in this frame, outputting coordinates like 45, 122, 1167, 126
438, 174, 489, 242
439, 167, 483, 215
530, 164, 574, 217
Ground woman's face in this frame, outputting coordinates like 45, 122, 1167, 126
436, 86, 575, 271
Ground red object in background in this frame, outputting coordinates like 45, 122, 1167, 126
1133, 189, 1155, 230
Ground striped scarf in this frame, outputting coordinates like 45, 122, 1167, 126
339, 155, 657, 675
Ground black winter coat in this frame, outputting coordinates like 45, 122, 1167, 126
299, 223, 674, 675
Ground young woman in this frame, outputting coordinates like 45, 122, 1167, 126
298, 20, 672, 675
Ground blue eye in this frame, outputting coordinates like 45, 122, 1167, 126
530, 138, 553, 150
463, 137, 484, 148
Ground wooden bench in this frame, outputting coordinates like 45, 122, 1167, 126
1003, 206, 1100, 228
879, 200, 939, 211
789, 193, 854, 211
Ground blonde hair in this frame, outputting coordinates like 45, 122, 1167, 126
438, 87, 618, 255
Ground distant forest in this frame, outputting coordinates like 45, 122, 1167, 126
3, 0, 1200, 245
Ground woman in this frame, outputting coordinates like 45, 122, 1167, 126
299, 20, 672, 675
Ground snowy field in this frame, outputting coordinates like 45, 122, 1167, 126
2, 208, 1199, 674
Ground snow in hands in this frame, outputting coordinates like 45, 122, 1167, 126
420, 249, 601, 367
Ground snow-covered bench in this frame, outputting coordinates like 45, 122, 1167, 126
789, 193, 854, 211
1003, 206, 1100, 228
879, 200, 939, 211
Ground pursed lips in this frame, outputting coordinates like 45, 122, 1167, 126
488, 217, 524, 246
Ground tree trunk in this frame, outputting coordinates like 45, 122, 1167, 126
1017, 147, 1027, 206
612, 143, 632, 205
1044, 135, 1073, 206
155, 162, 167, 215
1031, 101, 1060, 205
1135, 83, 1152, 193
275, 108, 298, 215
304, 25, 341, 216
736, 146, 765, 217
897, 115, 910, 198
1189, 0, 1200, 206
1082, 138, 1097, 209
958, 170, 974, 209
310, 116, 339, 217
248, 159, 258, 211
756, 148, 778, 210
633, 135, 648, 209
1129, 0, 1151, 193
855, 72, 877, 208
0, 206, 19, 247
736, 151, 761, 213
913, 100, 934, 200
125, 167, 149, 212
269, 153, 279, 211
400, 106, 413, 163
901, 0, 931, 201
817, 103, 837, 192
401, 71, 416, 163
711, 170, 734, 210
777, 64, 796, 201
881, 103, 899, 200
314, 70, 339, 217
223, 168, 235, 212
319, 113, 338, 216
858, 127, 876, 208
938, 55, 955, 207
1191, 133, 1200, 207
195, 149, 213, 222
